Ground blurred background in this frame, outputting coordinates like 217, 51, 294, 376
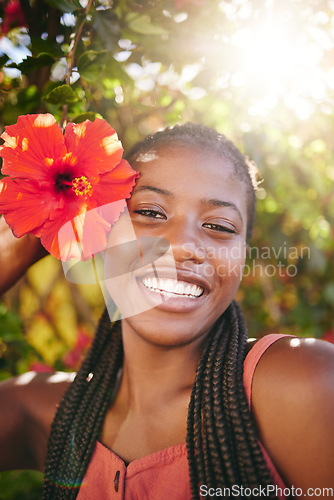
0, 0, 333, 497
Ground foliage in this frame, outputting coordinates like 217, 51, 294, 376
0, 302, 31, 379
0, 0, 334, 494
0, 470, 43, 500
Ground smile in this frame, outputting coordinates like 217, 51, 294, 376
141, 277, 204, 299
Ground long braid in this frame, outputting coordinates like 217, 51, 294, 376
191, 326, 215, 482
42, 310, 122, 499
187, 301, 278, 499
205, 316, 233, 485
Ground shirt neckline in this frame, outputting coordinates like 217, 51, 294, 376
96, 439, 187, 471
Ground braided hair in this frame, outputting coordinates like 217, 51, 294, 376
43, 124, 277, 499
43, 310, 123, 498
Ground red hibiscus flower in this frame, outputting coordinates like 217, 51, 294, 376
1, 0, 27, 36
0, 114, 139, 260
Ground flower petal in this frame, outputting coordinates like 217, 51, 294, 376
91, 159, 139, 205
66, 209, 112, 260
0, 177, 53, 237
64, 118, 124, 176
0, 175, 86, 257
0, 114, 66, 181
40, 208, 82, 260
42, 202, 125, 261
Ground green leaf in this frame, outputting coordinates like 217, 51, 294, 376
31, 37, 64, 59
126, 13, 168, 36
1, 86, 41, 125
0, 304, 22, 342
0, 54, 9, 68
71, 112, 101, 123
43, 84, 79, 105
77, 50, 108, 82
44, 0, 81, 13
7, 53, 55, 75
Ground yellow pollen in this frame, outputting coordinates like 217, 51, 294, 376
72, 176, 92, 196
45, 157, 54, 166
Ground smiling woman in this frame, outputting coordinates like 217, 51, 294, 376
114, 129, 249, 348
0, 123, 334, 500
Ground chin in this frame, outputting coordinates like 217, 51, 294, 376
121, 305, 221, 350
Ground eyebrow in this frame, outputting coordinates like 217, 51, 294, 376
133, 185, 174, 197
202, 198, 244, 222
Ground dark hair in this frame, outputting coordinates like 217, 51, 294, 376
127, 123, 258, 242
43, 124, 276, 499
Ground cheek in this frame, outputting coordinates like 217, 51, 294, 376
108, 210, 137, 245
209, 239, 246, 284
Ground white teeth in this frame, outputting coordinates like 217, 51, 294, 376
191, 284, 200, 296
141, 277, 204, 298
165, 279, 174, 293
151, 277, 158, 288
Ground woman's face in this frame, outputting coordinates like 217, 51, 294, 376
105, 143, 249, 348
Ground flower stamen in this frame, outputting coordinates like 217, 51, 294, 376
72, 176, 92, 196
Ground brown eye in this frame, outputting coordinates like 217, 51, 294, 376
134, 209, 165, 219
203, 222, 236, 234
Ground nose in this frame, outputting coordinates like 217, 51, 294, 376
161, 215, 206, 265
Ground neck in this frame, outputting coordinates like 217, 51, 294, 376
118, 320, 206, 413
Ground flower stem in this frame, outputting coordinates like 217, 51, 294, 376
61, 0, 94, 127
66, 0, 94, 86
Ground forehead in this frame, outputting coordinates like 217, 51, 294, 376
131, 144, 247, 203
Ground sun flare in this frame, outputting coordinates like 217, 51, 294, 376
219, 1, 334, 119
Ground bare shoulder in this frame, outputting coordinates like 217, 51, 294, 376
11, 371, 75, 427
251, 336, 334, 492
0, 371, 74, 471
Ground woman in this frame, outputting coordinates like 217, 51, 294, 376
0, 123, 333, 499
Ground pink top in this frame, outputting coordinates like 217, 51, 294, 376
77, 333, 289, 499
